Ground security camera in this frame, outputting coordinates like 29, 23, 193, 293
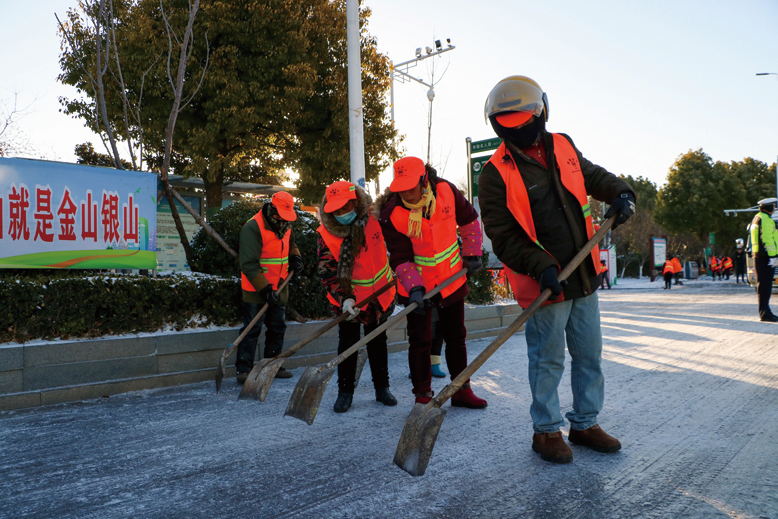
435, 39, 442, 51
415, 47, 421, 57
425, 46, 432, 55
446, 38, 452, 48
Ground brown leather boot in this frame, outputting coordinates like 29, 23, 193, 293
568, 425, 621, 453
532, 431, 573, 463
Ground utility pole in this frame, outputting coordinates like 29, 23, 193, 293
390, 39, 455, 164
346, 0, 365, 188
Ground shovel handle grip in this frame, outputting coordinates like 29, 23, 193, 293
275, 279, 398, 360
326, 269, 468, 369
220, 273, 294, 359
432, 217, 616, 406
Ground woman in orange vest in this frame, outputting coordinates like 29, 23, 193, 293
662, 256, 674, 289
378, 157, 487, 409
479, 76, 633, 464
671, 256, 683, 285
317, 181, 398, 413
721, 255, 733, 280
709, 255, 720, 280
237, 191, 303, 383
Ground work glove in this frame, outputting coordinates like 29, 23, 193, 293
604, 192, 636, 230
261, 284, 279, 306
342, 298, 360, 320
289, 254, 304, 274
408, 286, 428, 315
539, 266, 564, 298
463, 255, 483, 274
769, 257, 778, 268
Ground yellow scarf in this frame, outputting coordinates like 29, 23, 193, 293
401, 187, 436, 239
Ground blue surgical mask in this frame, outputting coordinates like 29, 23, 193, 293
334, 210, 357, 225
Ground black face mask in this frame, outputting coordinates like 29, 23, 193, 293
491, 116, 546, 149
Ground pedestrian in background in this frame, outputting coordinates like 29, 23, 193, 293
599, 260, 611, 289
662, 256, 674, 290
750, 197, 778, 321
734, 239, 747, 284
671, 256, 683, 285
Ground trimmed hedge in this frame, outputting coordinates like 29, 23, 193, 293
0, 273, 240, 343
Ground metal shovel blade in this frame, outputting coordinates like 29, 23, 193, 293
215, 352, 226, 392
240, 358, 283, 401
393, 403, 447, 476
284, 364, 336, 425
352, 348, 368, 390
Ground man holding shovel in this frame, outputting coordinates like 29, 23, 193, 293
317, 181, 398, 413
479, 75, 635, 464
236, 191, 303, 384
378, 157, 488, 409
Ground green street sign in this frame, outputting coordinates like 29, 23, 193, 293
470, 156, 491, 198
708, 232, 715, 245
469, 137, 501, 154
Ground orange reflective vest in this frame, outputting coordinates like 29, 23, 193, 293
722, 257, 733, 270
671, 257, 683, 274
240, 211, 290, 291
317, 216, 396, 312
487, 133, 601, 308
389, 181, 467, 299
663, 260, 674, 275
710, 256, 720, 271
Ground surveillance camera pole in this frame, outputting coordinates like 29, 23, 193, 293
390, 43, 455, 163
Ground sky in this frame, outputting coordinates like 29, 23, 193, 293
1, 0, 777, 192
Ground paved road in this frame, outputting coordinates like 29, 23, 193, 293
1, 281, 776, 518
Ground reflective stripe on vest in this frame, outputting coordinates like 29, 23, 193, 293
316, 216, 396, 312
240, 211, 290, 291
487, 133, 601, 308
388, 181, 467, 299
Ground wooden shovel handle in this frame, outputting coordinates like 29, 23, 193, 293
275, 279, 398, 360
325, 269, 468, 369
223, 273, 294, 356
432, 216, 616, 406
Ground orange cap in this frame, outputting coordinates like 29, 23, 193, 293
389, 156, 426, 192
271, 191, 297, 221
494, 110, 534, 128
323, 181, 357, 213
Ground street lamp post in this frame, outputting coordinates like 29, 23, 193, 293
756, 72, 778, 201
390, 40, 455, 164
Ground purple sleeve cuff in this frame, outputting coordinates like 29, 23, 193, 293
459, 219, 483, 257
396, 262, 424, 293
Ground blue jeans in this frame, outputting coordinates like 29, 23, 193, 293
525, 292, 604, 433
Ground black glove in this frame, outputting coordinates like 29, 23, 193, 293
463, 255, 483, 274
408, 286, 428, 315
604, 192, 636, 229
289, 254, 304, 274
539, 266, 564, 298
261, 284, 279, 305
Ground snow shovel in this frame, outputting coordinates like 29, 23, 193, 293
238, 280, 397, 401
394, 216, 615, 476
285, 269, 468, 425
214, 274, 293, 392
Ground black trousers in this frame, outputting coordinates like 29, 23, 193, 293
406, 298, 468, 396
664, 272, 673, 289
236, 301, 287, 373
755, 253, 775, 318
337, 318, 390, 393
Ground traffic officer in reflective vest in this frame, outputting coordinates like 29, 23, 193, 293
237, 191, 303, 383
750, 197, 778, 321
378, 157, 488, 409
479, 75, 635, 464
317, 181, 398, 413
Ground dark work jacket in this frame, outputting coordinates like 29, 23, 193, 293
478, 131, 633, 300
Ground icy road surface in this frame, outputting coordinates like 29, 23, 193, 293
1, 280, 776, 518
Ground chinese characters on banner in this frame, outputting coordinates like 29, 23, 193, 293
0, 158, 157, 269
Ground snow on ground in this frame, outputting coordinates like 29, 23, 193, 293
1, 280, 776, 518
